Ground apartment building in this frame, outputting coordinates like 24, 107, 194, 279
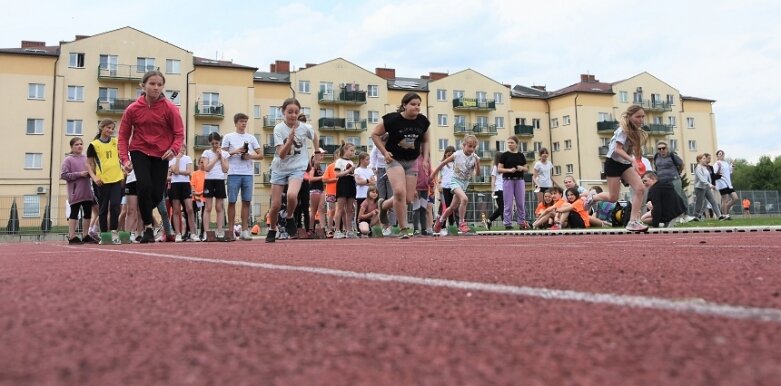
0, 26, 716, 227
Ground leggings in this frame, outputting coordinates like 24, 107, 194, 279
96, 182, 122, 232
488, 190, 504, 222
131, 151, 169, 226
441, 188, 457, 225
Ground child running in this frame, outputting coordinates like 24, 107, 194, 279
431, 135, 481, 235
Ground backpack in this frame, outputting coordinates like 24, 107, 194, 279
610, 201, 632, 227
707, 164, 722, 183
654, 152, 683, 173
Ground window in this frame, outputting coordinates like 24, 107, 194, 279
98, 87, 118, 102
437, 89, 446, 101
495, 117, 504, 129
367, 85, 379, 98
66, 120, 83, 135
99, 54, 118, 74
165, 59, 181, 74
453, 90, 464, 100
454, 115, 466, 130
25, 153, 43, 169
619, 91, 628, 103
653, 116, 663, 125
690, 164, 697, 174
164, 90, 180, 105
552, 142, 560, 152
494, 92, 503, 104
319, 82, 333, 95
687, 117, 695, 128
253, 105, 261, 119
321, 135, 335, 145
299, 80, 310, 93
438, 114, 448, 126
346, 110, 360, 129
201, 92, 220, 109
66, 86, 84, 102
69, 53, 85, 68
532, 118, 540, 129
137, 57, 155, 72
668, 116, 676, 127
669, 139, 678, 152
438, 138, 449, 151
551, 118, 559, 128
23, 195, 40, 218
667, 94, 675, 106
598, 112, 610, 121
600, 137, 610, 147
564, 140, 572, 150
534, 141, 542, 152
566, 164, 574, 174
26, 119, 44, 135
201, 124, 219, 135
688, 140, 697, 151
633, 89, 643, 104
254, 162, 261, 176
563, 115, 571, 125
368, 111, 379, 124
266, 134, 275, 145
518, 142, 529, 152
496, 140, 506, 152
28, 83, 45, 100
300, 107, 311, 121
554, 166, 562, 175
346, 136, 360, 146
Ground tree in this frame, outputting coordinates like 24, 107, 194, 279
732, 155, 781, 190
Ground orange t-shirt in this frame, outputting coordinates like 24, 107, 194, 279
553, 198, 567, 209
190, 170, 206, 203
535, 202, 552, 217
569, 199, 590, 228
323, 163, 337, 196
742, 199, 751, 209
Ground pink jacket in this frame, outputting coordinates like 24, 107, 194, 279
118, 95, 184, 165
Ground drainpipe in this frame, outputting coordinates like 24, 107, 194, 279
45, 55, 61, 233
574, 93, 582, 184
185, 67, 196, 140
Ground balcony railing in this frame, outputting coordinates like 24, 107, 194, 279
95, 98, 134, 114
470, 175, 490, 184
318, 90, 367, 105
97, 64, 158, 81
514, 124, 534, 137
321, 144, 340, 155
454, 123, 497, 136
597, 120, 619, 133
263, 145, 276, 156
452, 98, 496, 111
195, 103, 225, 118
643, 124, 674, 136
194, 135, 210, 149
524, 151, 536, 161
638, 99, 673, 113
598, 146, 609, 157
477, 149, 495, 160
263, 116, 283, 128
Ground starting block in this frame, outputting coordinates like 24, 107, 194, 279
204, 231, 217, 242
118, 231, 131, 244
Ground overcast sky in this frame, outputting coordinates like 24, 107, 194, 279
3, 0, 779, 163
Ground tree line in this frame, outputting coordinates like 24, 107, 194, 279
731, 155, 781, 191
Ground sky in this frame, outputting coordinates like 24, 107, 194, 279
3, 0, 780, 163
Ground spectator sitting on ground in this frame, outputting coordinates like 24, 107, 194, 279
640, 171, 688, 227
587, 186, 615, 227
532, 190, 555, 229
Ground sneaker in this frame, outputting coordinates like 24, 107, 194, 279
88, 230, 99, 241
690, 217, 700, 222
519, 221, 530, 230
175, 234, 183, 243
505, 225, 513, 230
398, 227, 414, 239
333, 230, 345, 239
378, 198, 388, 225
187, 234, 201, 242
265, 230, 276, 243
439, 228, 448, 237
240, 230, 252, 241
326, 230, 334, 239
285, 220, 297, 239
583, 190, 597, 212
625, 220, 649, 233
486, 220, 492, 230
216, 229, 225, 239
112, 232, 121, 245
458, 221, 470, 233
139, 227, 154, 244
382, 227, 393, 237
425, 228, 434, 236
346, 231, 359, 239
724, 215, 732, 220
433, 218, 444, 234
68, 236, 82, 245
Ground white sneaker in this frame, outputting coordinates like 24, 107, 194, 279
625, 220, 648, 233
439, 228, 448, 237
175, 234, 183, 243
240, 230, 252, 240
187, 234, 201, 242
333, 230, 345, 239
216, 229, 225, 239
382, 227, 392, 237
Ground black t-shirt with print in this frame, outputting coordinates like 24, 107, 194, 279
382, 112, 429, 161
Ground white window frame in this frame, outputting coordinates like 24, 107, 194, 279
534, 141, 542, 152
98, 87, 118, 102
253, 105, 261, 119
552, 142, 560, 152
299, 80, 311, 94
69, 53, 85, 68
494, 92, 503, 104
437, 89, 447, 101
346, 136, 360, 146
23, 195, 41, 218
368, 111, 379, 124
687, 117, 695, 129
137, 57, 156, 72
164, 90, 181, 105
165, 59, 181, 74
321, 135, 335, 146
26, 119, 44, 135
668, 116, 676, 127
438, 138, 449, 151
367, 84, 379, 98
619, 91, 628, 103
202, 92, 220, 107
67, 86, 84, 102
669, 139, 678, 152
551, 118, 559, 128
554, 165, 562, 176
566, 164, 574, 174
453, 90, 464, 100
563, 115, 571, 125
438, 114, 448, 126
66, 119, 83, 135
28, 83, 45, 100
564, 139, 572, 150
476, 91, 487, 102
300, 107, 311, 122
667, 94, 675, 106
25, 153, 43, 169
495, 116, 504, 129
598, 112, 610, 122
532, 118, 540, 129
201, 124, 219, 135
688, 140, 697, 151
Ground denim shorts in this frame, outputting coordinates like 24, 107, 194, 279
227, 174, 253, 203
270, 169, 305, 185
449, 177, 469, 192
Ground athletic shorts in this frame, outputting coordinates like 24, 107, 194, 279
169, 182, 192, 201
719, 187, 735, 196
386, 158, 418, 176
604, 158, 632, 178
124, 181, 137, 196
68, 201, 93, 220
203, 179, 227, 199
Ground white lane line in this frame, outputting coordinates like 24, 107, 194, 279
104, 249, 781, 324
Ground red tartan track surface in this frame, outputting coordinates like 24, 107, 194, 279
1, 228, 780, 386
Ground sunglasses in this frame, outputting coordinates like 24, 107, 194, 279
658, 147, 667, 150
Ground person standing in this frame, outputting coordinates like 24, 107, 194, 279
266, 98, 318, 242
201, 132, 230, 240
61, 137, 98, 244
222, 113, 262, 240
693, 153, 724, 220
87, 119, 124, 244
532, 148, 553, 205
371, 92, 430, 239
714, 149, 737, 219
118, 70, 184, 244
168, 148, 199, 242
485, 152, 504, 230
498, 136, 530, 229
652, 141, 687, 207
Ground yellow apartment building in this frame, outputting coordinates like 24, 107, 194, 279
0, 26, 716, 228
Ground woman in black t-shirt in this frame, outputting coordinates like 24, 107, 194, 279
370, 92, 430, 239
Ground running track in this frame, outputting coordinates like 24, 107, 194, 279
1, 229, 780, 385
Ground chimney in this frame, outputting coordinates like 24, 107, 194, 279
420, 75, 430, 80
75, 35, 90, 41
21, 41, 46, 48
428, 72, 448, 81
580, 74, 598, 83
305, 63, 316, 69
275, 60, 290, 73
531, 85, 547, 91
375, 67, 396, 80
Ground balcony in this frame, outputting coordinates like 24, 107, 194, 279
452, 98, 496, 111
643, 124, 674, 136
514, 124, 534, 137
477, 149, 495, 160
97, 64, 158, 82
470, 175, 490, 184
195, 103, 225, 119
321, 144, 340, 156
194, 135, 210, 150
318, 89, 367, 105
263, 145, 276, 156
524, 151, 536, 161
318, 117, 368, 132
639, 100, 673, 113
454, 122, 497, 136
597, 120, 619, 134
263, 116, 283, 128
598, 145, 609, 157
96, 98, 134, 115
